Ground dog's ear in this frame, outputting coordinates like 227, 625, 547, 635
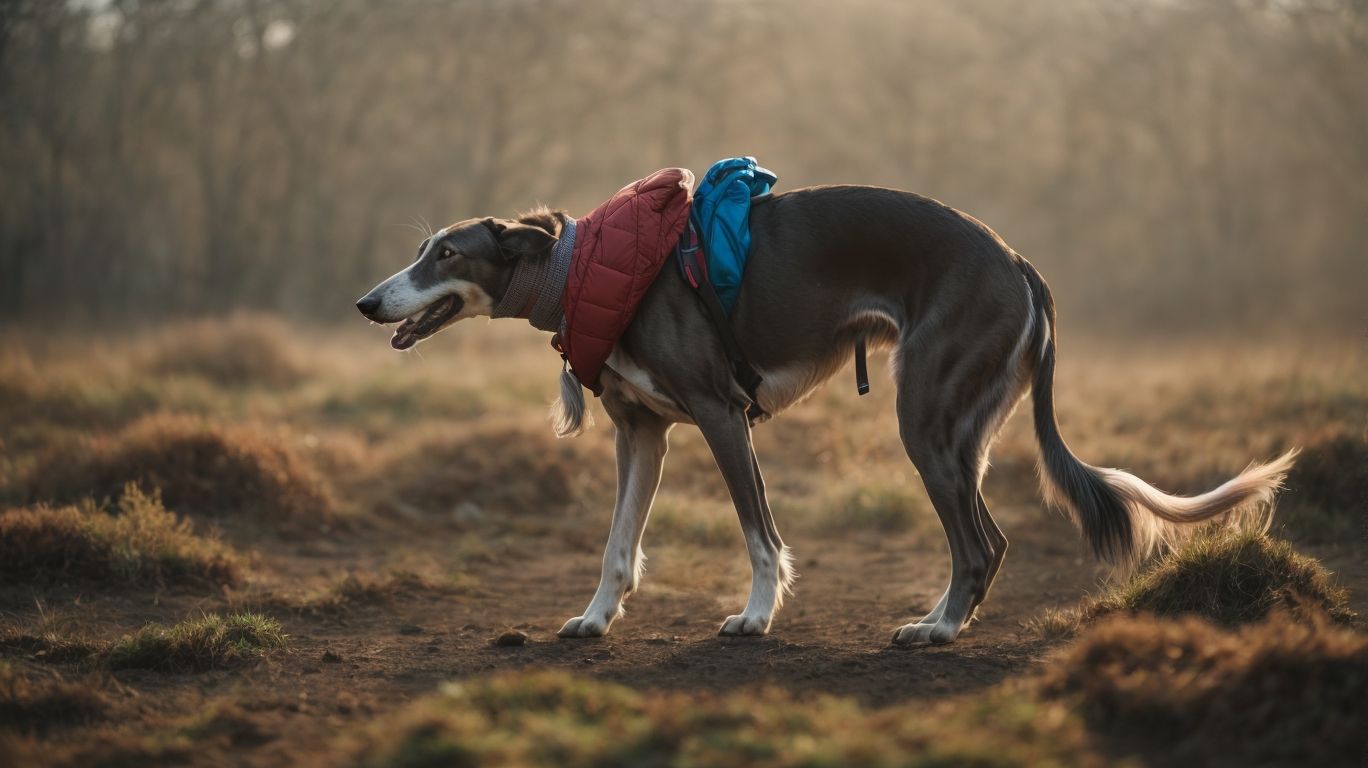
483, 218, 556, 260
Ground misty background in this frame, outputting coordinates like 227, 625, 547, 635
1, 0, 1365, 335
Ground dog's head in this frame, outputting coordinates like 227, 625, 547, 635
356, 214, 559, 349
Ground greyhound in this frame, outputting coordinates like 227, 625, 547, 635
356, 184, 1295, 645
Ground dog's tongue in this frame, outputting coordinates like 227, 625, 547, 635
391, 320, 417, 350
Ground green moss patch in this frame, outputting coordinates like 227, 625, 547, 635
106, 613, 287, 672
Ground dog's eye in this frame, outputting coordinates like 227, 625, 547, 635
439, 248, 454, 260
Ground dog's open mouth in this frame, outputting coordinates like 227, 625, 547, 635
391, 294, 462, 350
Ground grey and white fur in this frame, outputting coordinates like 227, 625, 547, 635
357, 186, 1296, 645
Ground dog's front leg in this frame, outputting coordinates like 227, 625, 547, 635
558, 404, 670, 639
696, 405, 793, 636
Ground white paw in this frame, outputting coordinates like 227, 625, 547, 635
557, 615, 610, 638
718, 613, 770, 636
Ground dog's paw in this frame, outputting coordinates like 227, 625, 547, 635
557, 616, 609, 639
890, 620, 959, 647
718, 613, 769, 637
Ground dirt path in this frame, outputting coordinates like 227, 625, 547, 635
212, 501, 1102, 762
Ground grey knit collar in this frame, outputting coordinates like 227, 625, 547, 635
491, 216, 576, 332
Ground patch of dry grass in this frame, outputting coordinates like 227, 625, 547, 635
1042, 615, 1368, 766
1029, 528, 1352, 639
1278, 430, 1367, 542
0, 663, 106, 734
251, 569, 474, 617
0, 485, 241, 590
105, 613, 287, 672
373, 423, 612, 518
140, 314, 306, 388
1090, 528, 1352, 625
809, 483, 929, 533
648, 495, 737, 548
0, 354, 164, 457
352, 669, 1103, 768
15, 415, 336, 527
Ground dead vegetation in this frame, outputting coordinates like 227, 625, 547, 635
351, 669, 1098, 768
1042, 615, 1368, 766
248, 569, 472, 617
140, 314, 306, 388
1029, 528, 1353, 639
1089, 529, 1352, 625
1279, 430, 1368, 542
0, 485, 241, 591
0, 663, 107, 735
372, 423, 612, 519
14, 415, 337, 528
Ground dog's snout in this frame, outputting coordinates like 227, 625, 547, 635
356, 294, 382, 319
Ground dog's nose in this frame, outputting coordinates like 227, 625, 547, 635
356, 294, 382, 319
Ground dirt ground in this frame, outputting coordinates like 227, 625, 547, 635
9, 504, 1364, 766
1, 322, 1364, 765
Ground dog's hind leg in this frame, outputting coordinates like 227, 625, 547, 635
975, 490, 1009, 606
888, 321, 1029, 645
558, 398, 671, 639
695, 404, 792, 636
910, 493, 1007, 632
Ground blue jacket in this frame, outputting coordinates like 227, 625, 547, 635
691, 157, 776, 314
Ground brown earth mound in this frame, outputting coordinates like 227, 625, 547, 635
1088, 528, 1352, 625
17, 415, 336, 528
1042, 615, 1368, 766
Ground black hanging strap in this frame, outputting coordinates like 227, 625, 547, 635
855, 338, 870, 396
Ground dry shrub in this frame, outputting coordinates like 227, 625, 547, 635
1279, 430, 1368, 541
106, 613, 287, 672
19, 415, 336, 527
0, 485, 241, 589
141, 314, 305, 388
1042, 615, 1368, 766
0, 354, 159, 455
376, 423, 612, 517
0, 663, 105, 734
0, 629, 101, 666
1088, 528, 1352, 626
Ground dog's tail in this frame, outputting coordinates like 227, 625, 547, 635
1016, 259, 1296, 568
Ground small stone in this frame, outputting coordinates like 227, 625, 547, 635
495, 630, 528, 647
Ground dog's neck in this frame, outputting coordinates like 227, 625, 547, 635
490, 215, 576, 332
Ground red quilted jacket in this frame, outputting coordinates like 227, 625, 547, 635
559, 168, 694, 393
